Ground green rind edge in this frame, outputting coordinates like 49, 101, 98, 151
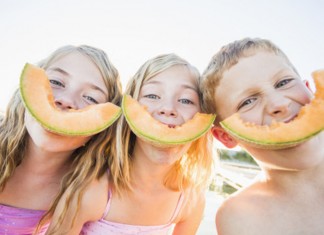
122, 95, 215, 146
20, 63, 122, 136
220, 121, 322, 149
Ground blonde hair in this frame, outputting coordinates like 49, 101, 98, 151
201, 37, 298, 122
111, 53, 213, 195
0, 45, 122, 233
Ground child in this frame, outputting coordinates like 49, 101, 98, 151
48, 53, 214, 235
0, 45, 122, 234
202, 37, 324, 235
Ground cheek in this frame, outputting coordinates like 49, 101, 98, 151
25, 112, 41, 135
138, 99, 154, 114
239, 111, 263, 125
183, 106, 201, 121
300, 88, 313, 105
294, 82, 313, 105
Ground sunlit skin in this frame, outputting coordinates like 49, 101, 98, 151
0, 52, 109, 211
215, 51, 312, 125
134, 65, 201, 165
25, 52, 108, 153
44, 60, 209, 235
212, 51, 324, 170
103, 65, 204, 231
213, 50, 324, 235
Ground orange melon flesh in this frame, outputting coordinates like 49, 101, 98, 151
20, 63, 122, 136
220, 69, 324, 149
122, 95, 216, 147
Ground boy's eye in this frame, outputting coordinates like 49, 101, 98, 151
238, 97, 257, 110
275, 78, 293, 88
179, 99, 194, 105
84, 95, 99, 104
144, 94, 159, 99
49, 79, 64, 88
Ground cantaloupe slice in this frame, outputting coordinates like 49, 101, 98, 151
20, 63, 122, 136
122, 95, 216, 147
220, 70, 324, 149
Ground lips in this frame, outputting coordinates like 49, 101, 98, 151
160, 122, 177, 128
167, 124, 176, 128
283, 114, 298, 123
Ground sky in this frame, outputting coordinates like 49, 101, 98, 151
1, 0, 324, 112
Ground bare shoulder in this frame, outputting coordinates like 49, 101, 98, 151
172, 190, 206, 235
216, 183, 273, 235
178, 189, 206, 221
47, 172, 110, 234
80, 171, 110, 221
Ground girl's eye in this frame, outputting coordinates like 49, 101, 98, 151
238, 97, 257, 110
275, 78, 293, 88
49, 79, 64, 87
179, 99, 194, 105
144, 94, 159, 99
84, 96, 99, 104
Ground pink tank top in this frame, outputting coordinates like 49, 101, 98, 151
0, 204, 49, 234
81, 189, 184, 235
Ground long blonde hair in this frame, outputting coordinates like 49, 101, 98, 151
111, 53, 213, 195
0, 45, 122, 233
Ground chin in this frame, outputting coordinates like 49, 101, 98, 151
28, 126, 90, 153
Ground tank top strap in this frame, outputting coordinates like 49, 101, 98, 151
100, 169, 112, 220
169, 192, 184, 222
100, 187, 112, 219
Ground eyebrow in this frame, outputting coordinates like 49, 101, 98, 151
235, 87, 260, 101
48, 67, 70, 76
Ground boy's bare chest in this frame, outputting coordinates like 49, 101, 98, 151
250, 196, 324, 235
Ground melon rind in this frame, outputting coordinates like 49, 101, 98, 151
220, 69, 324, 149
20, 63, 122, 136
122, 95, 216, 147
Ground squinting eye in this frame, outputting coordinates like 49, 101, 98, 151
84, 96, 98, 104
276, 79, 293, 88
49, 79, 64, 87
179, 99, 194, 105
144, 94, 159, 99
238, 97, 257, 110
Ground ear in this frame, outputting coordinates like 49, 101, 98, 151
211, 126, 238, 148
304, 80, 313, 93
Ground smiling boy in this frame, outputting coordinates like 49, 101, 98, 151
202, 38, 324, 235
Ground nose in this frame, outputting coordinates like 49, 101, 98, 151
54, 97, 77, 111
266, 94, 290, 118
158, 102, 178, 117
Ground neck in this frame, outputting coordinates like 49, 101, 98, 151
20, 138, 73, 178
262, 158, 324, 193
131, 142, 174, 190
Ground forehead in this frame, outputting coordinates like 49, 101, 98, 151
145, 65, 198, 87
214, 51, 296, 116
47, 52, 106, 89
49, 51, 93, 70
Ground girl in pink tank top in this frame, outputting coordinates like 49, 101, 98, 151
81, 189, 184, 235
47, 54, 213, 235
0, 205, 48, 235
0, 45, 122, 234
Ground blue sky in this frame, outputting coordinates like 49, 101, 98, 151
1, 0, 324, 110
